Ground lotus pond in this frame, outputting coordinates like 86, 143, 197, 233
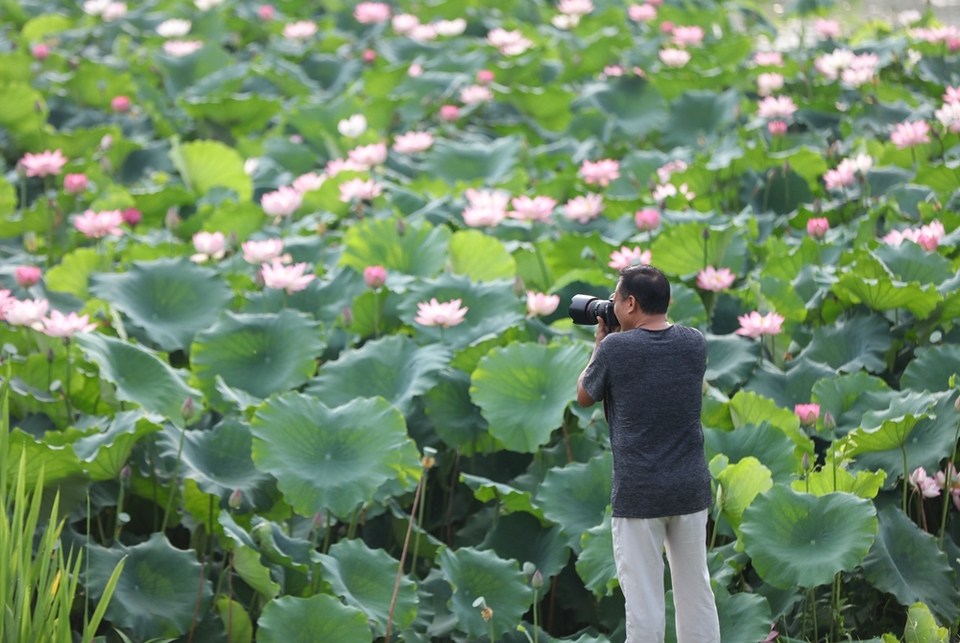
2, 0, 960, 641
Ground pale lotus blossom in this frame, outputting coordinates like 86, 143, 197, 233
325, 158, 367, 177
935, 101, 960, 133
392, 131, 434, 154
814, 49, 854, 80
628, 4, 656, 21
509, 196, 557, 222
652, 183, 677, 201
435, 18, 467, 36
850, 153, 873, 174
409, 24, 438, 41
74, 209, 124, 238
354, 2, 391, 23
261, 259, 315, 293
910, 25, 960, 44
191, 231, 226, 263
696, 266, 735, 292
337, 114, 367, 138
15, 266, 42, 288
735, 311, 784, 337
753, 51, 783, 67
608, 246, 651, 271
363, 265, 387, 289
806, 217, 829, 239
102, 2, 126, 21
439, 105, 460, 121
463, 189, 509, 227
910, 467, 941, 498
634, 209, 660, 231
487, 28, 534, 56
672, 25, 704, 47
757, 95, 797, 119
157, 18, 191, 37
563, 193, 604, 223
558, 0, 593, 15
943, 87, 960, 103
768, 120, 787, 136
935, 463, 960, 497
392, 14, 420, 35
21, 149, 68, 177
414, 298, 468, 328
580, 159, 620, 187
841, 66, 873, 87
659, 48, 691, 68
552, 14, 580, 30
527, 292, 560, 317
794, 403, 820, 426
162, 40, 203, 56
261, 186, 303, 217
757, 72, 784, 96
195, 0, 223, 10
292, 172, 324, 194
460, 85, 494, 104
244, 158, 260, 176
477, 69, 495, 84
823, 164, 856, 191
339, 178, 383, 202
602, 65, 625, 78
408, 63, 424, 77
348, 142, 388, 167
64, 173, 88, 194
41, 310, 97, 338
283, 21, 318, 40
656, 159, 688, 183
83, 0, 111, 15
890, 120, 930, 148
899, 10, 922, 26
814, 18, 841, 39
242, 239, 284, 264
5, 298, 49, 329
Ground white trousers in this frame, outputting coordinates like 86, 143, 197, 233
611, 510, 720, 643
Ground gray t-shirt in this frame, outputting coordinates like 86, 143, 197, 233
580, 324, 712, 519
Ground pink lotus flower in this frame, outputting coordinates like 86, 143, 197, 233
292, 172, 324, 194
943, 86, 960, 103
261, 186, 303, 217
31, 43, 50, 60
935, 101, 960, 133
41, 310, 98, 338
242, 238, 284, 264
653, 182, 695, 202
628, 4, 656, 21
110, 95, 131, 113
660, 21, 674, 34
354, 2, 391, 24
339, 178, 383, 202
283, 20, 318, 39
814, 49, 854, 81
696, 266, 735, 292
21, 149, 68, 178
935, 463, 960, 493
563, 193, 604, 224
439, 105, 460, 121
408, 63, 424, 77
363, 265, 387, 289
162, 40, 203, 56
414, 298, 468, 328
392, 14, 419, 35
122, 208, 142, 226
191, 231, 226, 263
823, 164, 856, 191
462, 189, 509, 227
409, 24, 438, 41
635, 208, 661, 231
753, 51, 783, 67
509, 195, 557, 222
768, 120, 787, 136
890, 120, 930, 148
347, 142, 388, 167
735, 311, 785, 338
659, 48, 691, 68
608, 246, 651, 271
324, 158, 367, 177
15, 266, 42, 288
757, 72, 784, 97
601, 65, 624, 78
910, 467, 942, 498
257, 5, 275, 21
657, 159, 688, 183
5, 298, 49, 329
477, 69, 495, 84
487, 28, 534, 56
672, 25, 704, 47
526, 291, 560, 317
580, 159, 620, 187
74, 209, 124, 238
460, 85, 494, 105
558, 0, 593, 15
63, 173, 88, 194
794, 403, 820, 426
757, 95, 797, 119
806, 217, 829, 239
392, 131, 434, 154
261, 259, 315, 293
814, 18, 841, 38
102, 2, 126, 21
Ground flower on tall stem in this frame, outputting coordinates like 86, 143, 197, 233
735, 311, 784, 338
526, 292, 560, 317
509, 196, 556, 222
806, 217, 829, 239
242, 238, 284, 264
73, 209, 124, 238
15, 266, 42, 288
890, 120, 930, 149
414, 298, 468, 328
261, 259, 316, 293
4, 298, 49, 330
363, 265, 387, 289
579, 159, 620, 187
696, 266, 735, 292
191, 231, 226, 263
20, 149, 68, 177
608, 246, 651, 271
40, 310, 98, 338
794, 403, 820, 427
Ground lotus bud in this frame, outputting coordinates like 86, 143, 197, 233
522, 562, 536, 577
16, 265, 42, 288
180, 396, 195, 422
257, 4, 276, 20
955, 394, 960, 412
111, 95, 131, 113
421, 446, 437, 470
513, 275, 525, 297
100, 134, 113, 151
396, 219, 406, 236
362, 48, 377, 63
341, 306, 353, 327
823, 411, 836, 431
313, 512, 324, 529
702, 227, 710, 240
228, 488, 243, 510
24, 232, 37, 253
122, 208, 142, 226
164, 207, 181, 230
227, 230, 238, 250
801, 452, 811, 471
47, 348, 55, 363
532, 569, 543, 590
538, 333, 547, 345
120, 464, 131, 484
31, 43, 50, 61
35, 100, 44, 114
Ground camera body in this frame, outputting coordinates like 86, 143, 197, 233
569, 294, 619, 328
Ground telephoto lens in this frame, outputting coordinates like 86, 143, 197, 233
568, 294, 619, 327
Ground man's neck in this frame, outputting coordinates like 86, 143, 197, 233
622, 313, 670, 331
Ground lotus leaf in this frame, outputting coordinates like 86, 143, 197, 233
662, 89, 740, 149
577, 508, 618, 597
904, 602, 950, 643
479, 511, 570, 581
461, 474, 543, 519
256, 594, 372, 643
792, 465, 886, 499
715, 456, 773, 538
423, 368, 492, 452
901, 344, 960, 394
449, 229, 516, 281
714, 585, 774, 643
745, 358, 840, 413
70, 411, 163, 481
574, 77, 668, 137
169, 138, 252, 201
874, 242, 955, 286
704, 423, 797, 483
705, 333, 760, 391
44, 248, 100, 299
340, 217, 450, 277
538, 451, 612, 553
215, 598, 253, 643
650, 223, 747, 278
422, 136, 521, 184
834, 273, 940, 319
811, 372, 895, 437
728, 390, 812, 458
4, 428, 84, 487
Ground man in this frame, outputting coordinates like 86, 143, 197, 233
576, 264, 719, 643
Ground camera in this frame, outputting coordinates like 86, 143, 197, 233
569, 294, 619, 327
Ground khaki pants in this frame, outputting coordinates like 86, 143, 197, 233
612, 510, 720, 643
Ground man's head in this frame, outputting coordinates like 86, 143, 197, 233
616, 265, 670, 316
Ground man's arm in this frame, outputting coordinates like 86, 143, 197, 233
576, 318, 610, 407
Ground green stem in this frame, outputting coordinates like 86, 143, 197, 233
347, 504, 360, 540
489, 618, 496, 643
63, 339, 73, 422
114, 474, 125, 543
386, 472, 425, 643
533, 587, 540, 643
373, 290, 381, 338
289, 506, 295, 537
530, 227, 549, 289
902, 445, 910, 514
411, 469, 428, 575
160, 425, 188, 533
811, 586, 818, 642
938, 415, 960, 549
322, 509, 333, 554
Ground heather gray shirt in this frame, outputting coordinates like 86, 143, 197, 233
580, 324, 712, 519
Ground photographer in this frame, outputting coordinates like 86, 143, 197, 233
576, 264, 719, 643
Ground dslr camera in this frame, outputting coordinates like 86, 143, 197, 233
568, 294, 619, 328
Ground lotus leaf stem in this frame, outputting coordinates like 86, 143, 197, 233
63, 338, 73, 421
902, 444, 909, 514
322, 509, 333, 554
160, 425, 187, 533
938, 416, 960, 547
411, 473, 428, 574
385, 470, 424, 643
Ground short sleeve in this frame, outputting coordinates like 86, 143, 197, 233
580, 340, 610, 403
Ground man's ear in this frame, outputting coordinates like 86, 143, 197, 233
627, 295, 638, 313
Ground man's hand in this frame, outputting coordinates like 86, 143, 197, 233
595, 317, 611, 347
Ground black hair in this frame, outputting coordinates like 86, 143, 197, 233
617, 264, 670, 315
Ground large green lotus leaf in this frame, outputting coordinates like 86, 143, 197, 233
792, 465, 886, 499
811, 372, 895, 437
538, 451, 612, 553
862, 506, 960, 623
74, 333, 201, 426
758, 274, 808, 324
461, 474, 543, 519
5, 429, 84, 487
191, 311, 324, 405
169, 138, 252, 201
574, 77, 668, 137
842, 390, 938, 454
306, 335, 451, 416
576, 508, 618, 597
715, 456, 773, 538
423, 368, 493, 452
469, 342, 590, 452
714, 585, 774, 643
218, 511, 281, 599
705, 333, 760, 392
728, 390, 812, 458
437, 546, 534, 640
449, 230, 516, 282
901, 344, 960, 394
668, 282, 708, 328
740, 485, 877, 589
70, 411, 163, 481
256, 594, 371, 643
796, 314, 892, 373
315, 538, 417, 635
904, 602, 951, 642
44, 248, 100, 300
158, 419, 273, 512
503, 84, 576, 131
705, 423, 796, 483
340, 217, 450, 277
744, 358, 837, 411
834, 274, 941, 320
398, 273, 525, 350
478, 511, 570, 581
249, 393, 418, 518
650, 223, 747, 278
84, 533, 212, 641
215, 597, 253, 643
0, 82, 46, 138
89, 257, 233, 352
874, 243, 955, 286
421, 136, 521, 185
661, 89, 740, 149
181, 95, 283, 135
